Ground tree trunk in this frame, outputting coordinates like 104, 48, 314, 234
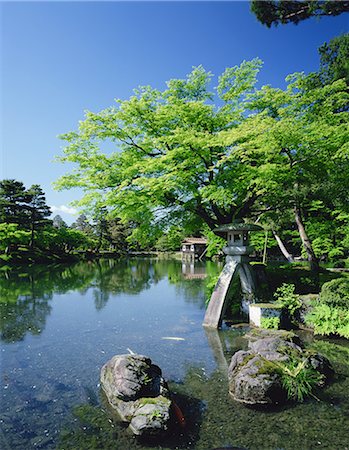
294, 206, 319, 272
272, 230, 294, 262
30, 223, 35, 249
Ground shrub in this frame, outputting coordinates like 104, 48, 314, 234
260, 317, 280, 329
320, 278, 349, 308
274, 283, 302, 320
259, 354, 324, 402
305, 304, 349, 339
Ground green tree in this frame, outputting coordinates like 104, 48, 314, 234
55, 60, 267, 243
242, 73, 349, 270
0, 223, 30, 254
0, 179, 31, 226
55, 61, 348, 271
318, 33, 349, 86
26, 184, 52, 248
250, 1, 349, 27
155, 226, 185, 252
72, 214, 94, 235
107, 218, 130, 250
40, 227, 93, 253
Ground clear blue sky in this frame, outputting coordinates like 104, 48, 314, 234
1, 1, 348, 223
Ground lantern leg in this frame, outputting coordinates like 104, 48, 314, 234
203, 259, 239, 328
238, 263, 257, 315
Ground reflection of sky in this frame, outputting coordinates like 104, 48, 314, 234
0, 260, 218, 448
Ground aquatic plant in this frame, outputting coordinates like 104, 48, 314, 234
277, 357, 324, 402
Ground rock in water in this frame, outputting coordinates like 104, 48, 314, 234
228, 330, 333, 407
100, 354, 171, 436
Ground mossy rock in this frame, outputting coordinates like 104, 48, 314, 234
228, 334, 333, 407
100, 354, 171, 436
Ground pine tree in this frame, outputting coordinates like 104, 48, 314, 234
0, 179, 31, 225
26, 185, 52, 248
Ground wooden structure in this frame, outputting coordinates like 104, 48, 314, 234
181, 262, 207, 280
203, 220, 262, 328
181, 237, 207, 260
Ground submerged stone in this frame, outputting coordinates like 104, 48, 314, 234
100, 354, 171, 436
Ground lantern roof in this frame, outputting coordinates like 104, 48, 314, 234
214, 220, 262, 237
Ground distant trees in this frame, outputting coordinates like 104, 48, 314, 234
0, 180, 94, 260
250, 1, 349, 27
0, 180, 52, 251
52, 214, 67, 229
0, 179, 133, 264
318, 33, 349, 87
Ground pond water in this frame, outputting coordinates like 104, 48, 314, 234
1, 258, 349, 450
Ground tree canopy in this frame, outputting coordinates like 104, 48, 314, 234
55, 59, 268, 245
55, 58, 349, 266
250, 1, 349, 27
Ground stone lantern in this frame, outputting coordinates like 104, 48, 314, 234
215, 221, 262, 263
203, 220, 262, 328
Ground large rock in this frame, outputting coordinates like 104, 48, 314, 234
100, 354, 171, 436
228, 331, 333, 406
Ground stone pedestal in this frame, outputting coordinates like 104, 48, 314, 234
249, 303, 282, 327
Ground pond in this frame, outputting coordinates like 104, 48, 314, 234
1, 258, 349, 449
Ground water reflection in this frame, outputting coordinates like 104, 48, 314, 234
0, 259, 218, 343
1, 259, 349, 450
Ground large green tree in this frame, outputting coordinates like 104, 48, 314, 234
55, 60, 266, 243
55, 61, 349, 269
318, 33, 349, 86
250, 1, 349, 27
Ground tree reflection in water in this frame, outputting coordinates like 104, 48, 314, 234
0, 258, 214, 343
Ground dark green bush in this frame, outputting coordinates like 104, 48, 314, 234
320, 278, 349, 308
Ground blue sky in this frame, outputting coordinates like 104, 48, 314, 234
1, 1, 348, 223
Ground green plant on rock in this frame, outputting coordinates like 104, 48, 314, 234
259, 355, 324, 402
277, 358, 324, 402
274, 283, 302, 322
260, 317, 280, 330
149, 409, 163, 420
